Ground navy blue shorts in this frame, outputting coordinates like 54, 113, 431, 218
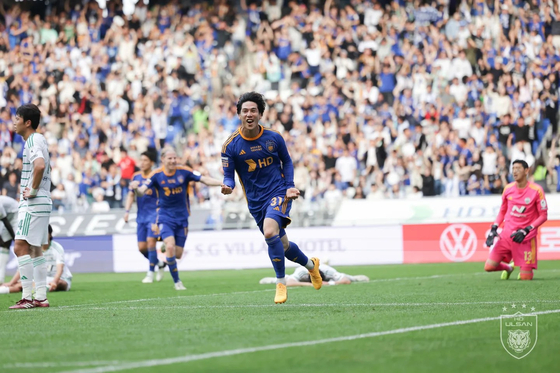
136, 222, 158, 243
158, 220, 188, 248
254, 195, 292, 236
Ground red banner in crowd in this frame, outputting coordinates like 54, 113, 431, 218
403, 221, 560, 264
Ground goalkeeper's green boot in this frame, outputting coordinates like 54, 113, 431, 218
501, 261, 515, 280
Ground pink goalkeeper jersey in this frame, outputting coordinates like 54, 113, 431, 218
495, 182, 548, 240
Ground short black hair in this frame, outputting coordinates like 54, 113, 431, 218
141, 151, 156, 163
236, 91, 266, 115
512, 159, 529, 169
16, 104, 41, 129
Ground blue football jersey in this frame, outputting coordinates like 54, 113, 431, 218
145, 166, 201, 223
132, 171, 158, 224
221, 125, 294, 215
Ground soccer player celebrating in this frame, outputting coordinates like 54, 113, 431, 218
124, 151, 167, 283
0, 196, 18, 284
131, 147, 222, 290
10, 104, 51, 309
484, 160, 548, 280
221, 92, 322, 304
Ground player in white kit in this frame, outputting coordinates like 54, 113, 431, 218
259, 263, 370, 286
1, 225, 72, 294
9, 104, 52, 309
0, 196, 18, 283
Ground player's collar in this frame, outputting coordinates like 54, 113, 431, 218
239, 125, 264, 141
163, 167, 176, 177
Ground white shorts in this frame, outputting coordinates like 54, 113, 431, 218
0, 214, 18, 242
14, 211, 49, 247
47, 276, 72, 291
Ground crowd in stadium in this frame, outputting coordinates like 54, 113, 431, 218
1, 0, 560, 213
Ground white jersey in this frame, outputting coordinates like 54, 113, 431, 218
291, 264, 350, 282
19, 133, 52, 215
43, 241, 72, 281
0, 196, 18, 220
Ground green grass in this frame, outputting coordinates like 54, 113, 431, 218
1, 261, 560, 373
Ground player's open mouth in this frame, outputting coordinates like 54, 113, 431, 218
247, 119, 254, 123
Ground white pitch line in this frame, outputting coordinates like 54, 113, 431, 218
25, 300, 560, 313
3, 361, 122, 369
60, 308, 560, 373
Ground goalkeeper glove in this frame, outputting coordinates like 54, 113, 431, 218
485, 224, 499, 247
510, 226, 532, 243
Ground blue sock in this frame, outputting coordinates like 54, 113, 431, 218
265, 235, 285, 278
166, 256, 180, 283
284, 241, 309, 267
140, 250, 149, 260
148, 248, 158, 272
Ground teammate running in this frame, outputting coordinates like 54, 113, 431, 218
131, 147, 222, 290
484, 160, 548, 280
10, 104, 51, 309
124, 151, 166, 283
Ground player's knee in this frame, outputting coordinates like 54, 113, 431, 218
263, 228, 279, 240
13, 241, 29, 257
519, 267, 534, 280
484, 263, 497, 272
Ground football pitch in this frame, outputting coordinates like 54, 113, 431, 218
1, 261, 560, 373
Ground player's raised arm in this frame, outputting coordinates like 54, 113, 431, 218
199, 174, 223, 187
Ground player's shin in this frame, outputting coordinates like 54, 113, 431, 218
0, 248, 9, 283
266, 235, 286, 283
32, 255, 48, 300
18, 255, 33, 300
148, 247, 158, 272
166, 256, 180, 283
284, 241, 313, 269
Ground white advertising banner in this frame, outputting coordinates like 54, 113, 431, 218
112, 225, 403, 272
333, 194, 560, 227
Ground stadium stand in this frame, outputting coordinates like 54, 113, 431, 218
0, 0, 559, 214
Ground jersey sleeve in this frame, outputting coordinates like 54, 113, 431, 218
0, 203, 6, 220
185, 169, 202, 184
530, 185, 548, 229
494, 187, 509, 226
221, 143, 236, 189
145, 172, 159, 190
275, 133, 295, 188
52, 242, 65, 265
28, 138, 45, 163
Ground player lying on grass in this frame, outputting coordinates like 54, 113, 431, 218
259, 263, 370, 287
221, 92, 322, 304
484, 160, 548, 280
1, 225, 72, 293
0, 195, 18, 284
124, 151, 167, 283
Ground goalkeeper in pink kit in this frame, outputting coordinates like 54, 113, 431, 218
484, 160, 548, 280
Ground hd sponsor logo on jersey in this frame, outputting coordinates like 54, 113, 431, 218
500, 311, 538, 359
439, 224, 478, 262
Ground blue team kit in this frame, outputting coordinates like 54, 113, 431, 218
145, 167, 201, 247
221, 125, 295, 233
